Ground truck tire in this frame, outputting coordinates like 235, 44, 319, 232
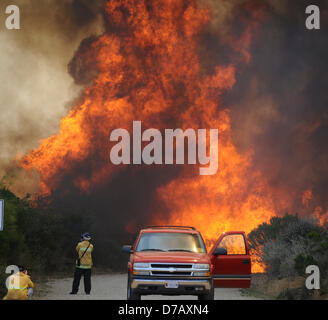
127, 276, 141, 300
198, 279, 214, 300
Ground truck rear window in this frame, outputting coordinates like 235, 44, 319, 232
136, 232, 207, 253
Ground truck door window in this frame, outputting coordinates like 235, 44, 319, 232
218, 234, 246, 255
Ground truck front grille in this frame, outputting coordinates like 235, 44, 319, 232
151, 264, 192, 269
149, 263, 193, 277
151, 271, 192, 276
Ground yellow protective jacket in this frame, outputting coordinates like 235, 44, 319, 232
76, 240, 94, 269
3, 272, 34, 300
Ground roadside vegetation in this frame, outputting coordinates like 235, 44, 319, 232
247, 214, 328, 299
0, 187, 99, 298
0, 185, 131, 298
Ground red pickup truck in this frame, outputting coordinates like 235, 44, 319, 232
122, 226, 252, 300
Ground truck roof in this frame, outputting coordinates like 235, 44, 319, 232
140, 226, 200, 234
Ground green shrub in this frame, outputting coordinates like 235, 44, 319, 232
249, 214, 328, 280
294, 254, 317, 276
0, 265, 8, 298
0, 186, 95, 296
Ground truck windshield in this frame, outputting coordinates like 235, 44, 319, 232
136, 232, 207, 253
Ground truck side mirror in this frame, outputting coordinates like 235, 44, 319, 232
213, 247, 227, 256
122, 245, 133, 254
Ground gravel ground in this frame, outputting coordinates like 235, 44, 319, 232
39, 273, 262, 300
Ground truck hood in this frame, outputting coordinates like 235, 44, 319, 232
133, 251, 210, 264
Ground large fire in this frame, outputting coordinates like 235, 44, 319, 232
19, 1, 297, 272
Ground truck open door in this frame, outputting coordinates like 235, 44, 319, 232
209, 231, 251, 288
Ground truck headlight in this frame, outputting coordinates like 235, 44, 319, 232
193, 264, 210, 270
193, 263, 210, 277
133, 263, 150, 275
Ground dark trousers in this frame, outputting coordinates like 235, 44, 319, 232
72, 268, 91, 294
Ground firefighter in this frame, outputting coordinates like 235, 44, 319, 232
3, 265, 34, 300
70, 232, 94, 295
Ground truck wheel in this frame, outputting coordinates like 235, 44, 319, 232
198, 280, 214, 300
127, 276, 141, 300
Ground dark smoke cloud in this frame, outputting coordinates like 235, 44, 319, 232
68, 35, 100, 85
222, 0, 328, 217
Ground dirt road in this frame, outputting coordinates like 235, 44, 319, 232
39, 274, 262, 300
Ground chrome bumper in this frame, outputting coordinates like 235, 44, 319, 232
131, 278, 211, 290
